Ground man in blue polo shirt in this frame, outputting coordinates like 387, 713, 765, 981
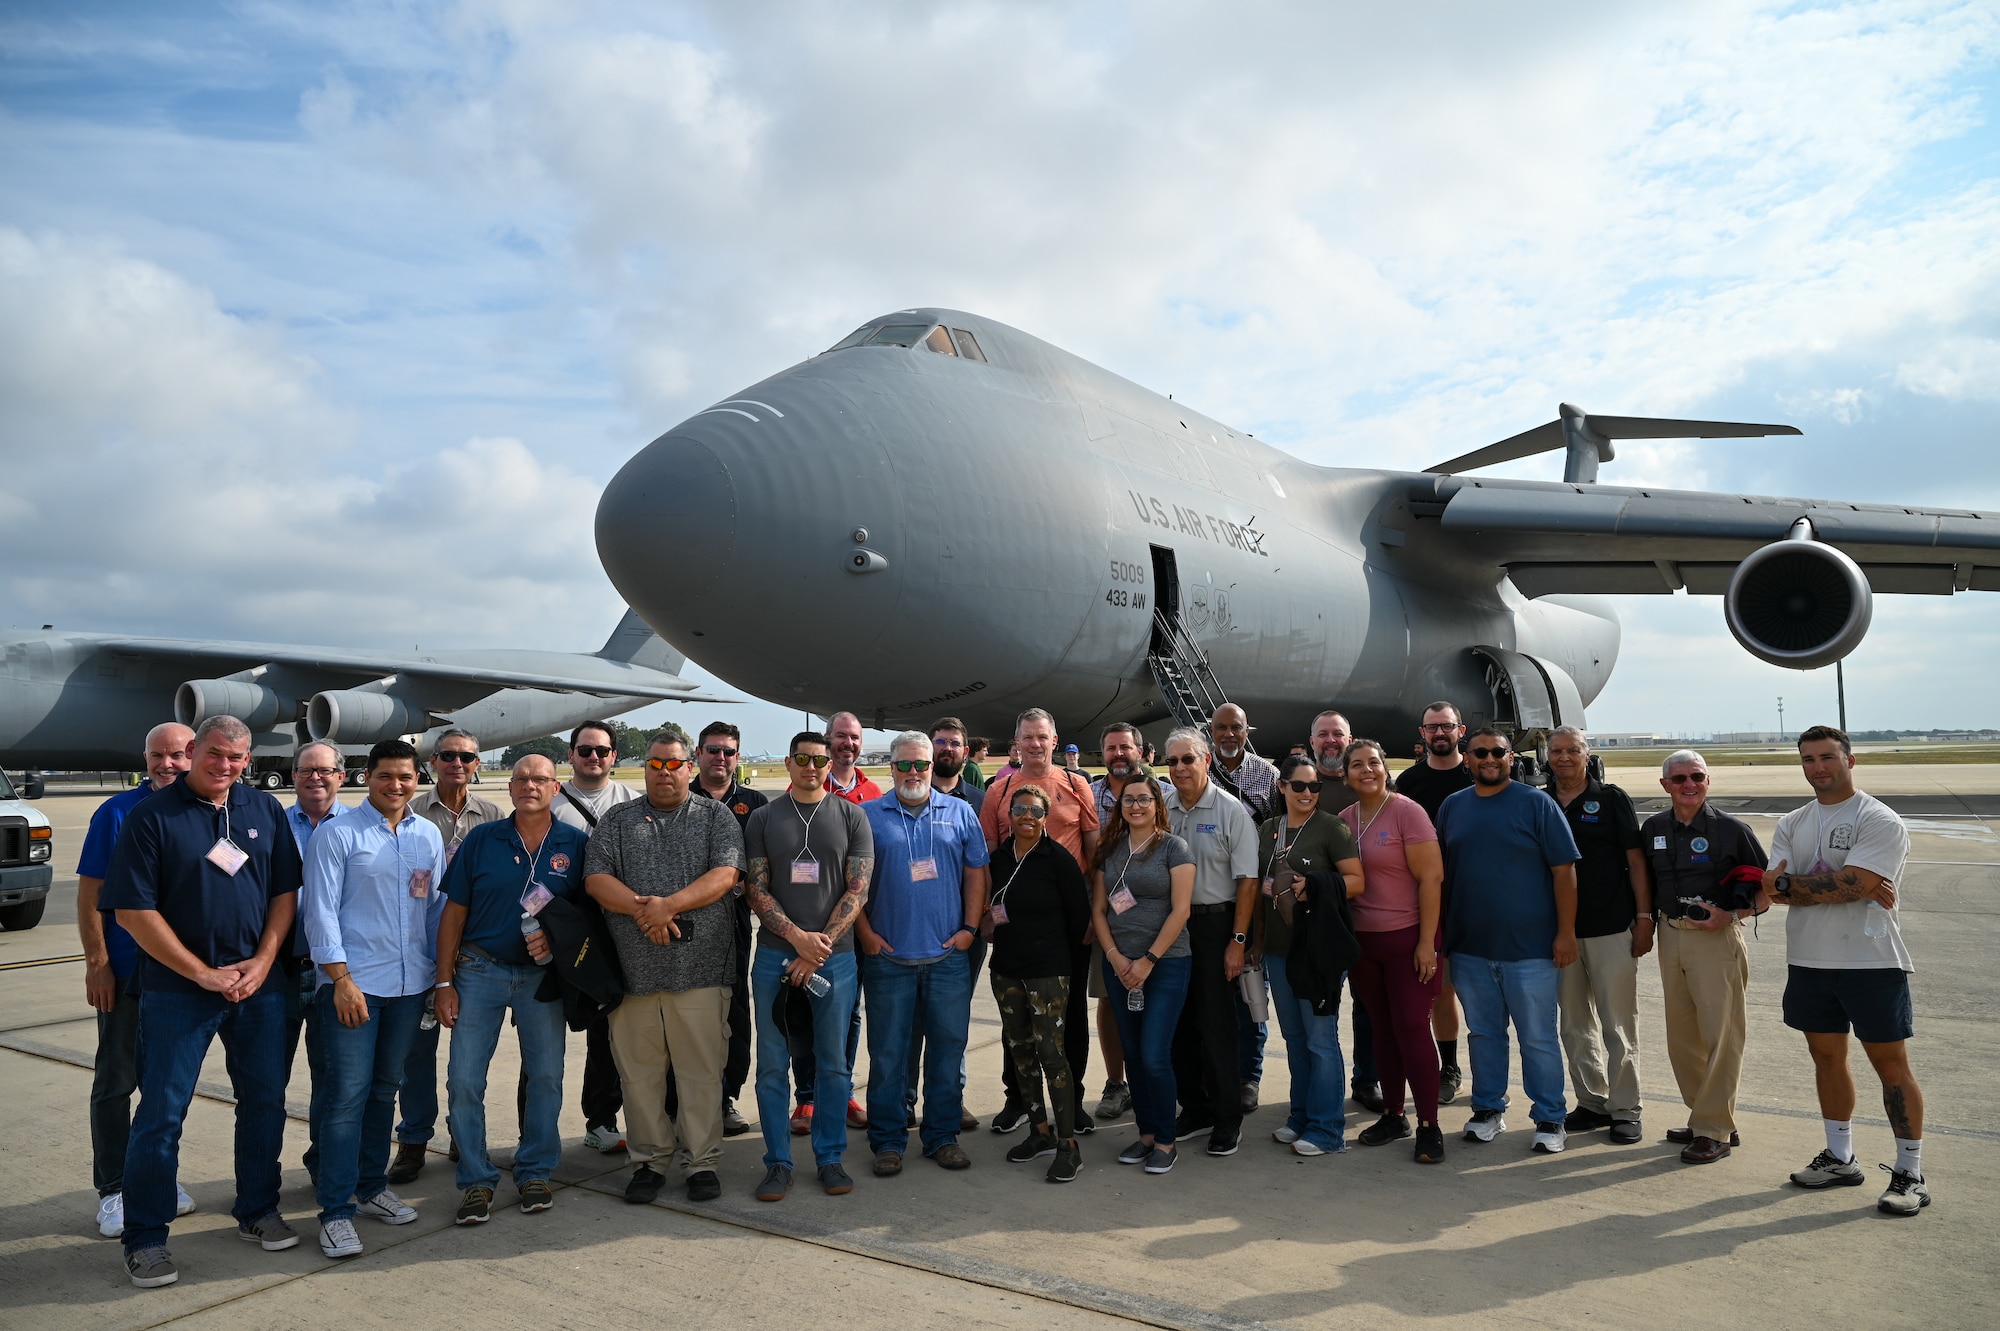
856, 731, 990, 1174
433, 753, 590, 1225
300, 739, 447, 1261
102, 715, 305, 1289
75, 721, 195, 1239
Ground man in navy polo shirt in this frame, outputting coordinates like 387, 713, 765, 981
434, 753, 590, 1225
75, 721, 194, 1239
103, 715, 305, 1289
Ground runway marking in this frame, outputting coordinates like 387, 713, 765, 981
0, 953, 84, 972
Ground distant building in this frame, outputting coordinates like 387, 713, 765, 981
1590, 732, 1665, 747
1710, 732, 1789, 744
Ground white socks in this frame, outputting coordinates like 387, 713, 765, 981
1824, 1118, 1853, 1163
1895, 1137, 1923, 1179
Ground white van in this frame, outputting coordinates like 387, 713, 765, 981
0, 769, 53, 930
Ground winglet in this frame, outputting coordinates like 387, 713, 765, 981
597, 608, 687, 677
1426, 406, 1802, 483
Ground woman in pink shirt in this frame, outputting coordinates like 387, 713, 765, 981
1340, 739, 1447, 1164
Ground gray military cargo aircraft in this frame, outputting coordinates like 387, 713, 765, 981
594, 307, 2000, 758
0, 609, 727, 788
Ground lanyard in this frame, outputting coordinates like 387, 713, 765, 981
993, 831, 1039, 908
1113, 830, 1159, 897
898, 798, 936, 868
792, 793, 826, 870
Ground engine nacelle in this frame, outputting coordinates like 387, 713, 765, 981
307, 690, 428, 745
175, 679, 296, 732
1724, 537, 1873, 670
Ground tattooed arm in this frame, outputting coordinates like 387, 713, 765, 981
1768, 858, 1896, 909
824, 854, 874, 944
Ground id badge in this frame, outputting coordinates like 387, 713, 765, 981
521, 882, 555, 915
910, 857, 939, 882
990, 900, 1009, 925
410, 868, 433, 899
791, 859, 821, 885
206, 838, 249, 876
1260, 875, 1275, 898
1110, 885, 1138, 914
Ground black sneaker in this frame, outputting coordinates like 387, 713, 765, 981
989, 1102, 1030, 1134
755, 1164, 793, 1202
1414, 1124, 1446, 1164
1117, 1138, 1151, 1165
1437, 1064, 1463, 1104
1007, 1130, 1058, 1163
1174, 1113, 1215, 1139
456, 1187, 494, 1225
1357, 1112, 1412, 1146
1046, 1140, 1082, 1184
818, 1162, 855, 1195
686, 1171, 721, 1202
1206, 1127, 1241, 1157
623, 1166, 666, 1204
1565, 1106, 1614, 1132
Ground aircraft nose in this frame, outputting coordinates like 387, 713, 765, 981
596, 433, 738, 623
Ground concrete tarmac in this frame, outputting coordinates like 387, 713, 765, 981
4, 763, 1997, 1329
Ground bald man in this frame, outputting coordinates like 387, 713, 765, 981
75, 722, 196, 1238
1209, 704, 1280, 823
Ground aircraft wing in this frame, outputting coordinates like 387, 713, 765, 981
1422, 476, 2000, 596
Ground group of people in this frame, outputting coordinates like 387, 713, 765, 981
78, 699, 1932, 1291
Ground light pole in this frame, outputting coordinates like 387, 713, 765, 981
1777, 696, 1785, 741
1837, 660, 1848, 733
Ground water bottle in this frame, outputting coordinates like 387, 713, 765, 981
522, 913, 552, 965
802, 971, 832, 998
1126, 982, 1145, 1012
1864, 902, 1891, 939
420, 990, 438, 1031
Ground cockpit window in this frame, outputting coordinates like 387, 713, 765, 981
923, 325, 958, 356
828, 325, 877, 351
949, 328, 986, 362
866, 323, 934, 347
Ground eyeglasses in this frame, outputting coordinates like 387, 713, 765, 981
703, 744, 737, 757
645, 757, 695, 772
790, 753, 832, 769
891, 759, 931, 773
510, 775, 557, 787
295, 766, 342, 779
1420, 723, 1460, 733
434, 751, 479, 765
1469, 746, 1511, 759
573, 745, 615, 759
1119, 795, 1156, 808
1666, 772, 1709, 785
1009, 803, 1049, 818
1162, 753, 1204, 767
1285, 780, 1323, 793
932, 736, 964, 748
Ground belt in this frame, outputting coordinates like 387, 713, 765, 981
457, 940, 506, 964
1662, 915, 1733, 931
1190, 902, 1235, 916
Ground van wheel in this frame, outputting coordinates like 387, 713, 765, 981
0, 898, 46, 931
260, 770, 286, 790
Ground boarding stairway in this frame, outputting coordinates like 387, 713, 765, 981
1148, 609, 1231, 733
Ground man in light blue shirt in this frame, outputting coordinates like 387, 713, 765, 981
282, 741, 347, 1186
300, 739, 446, 1261
856, 731, 989, 1172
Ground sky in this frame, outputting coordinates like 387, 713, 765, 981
2, 0, 1997, 754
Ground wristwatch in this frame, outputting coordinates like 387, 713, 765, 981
1770, 872, 1792, 898
1143, 950, 1160, 965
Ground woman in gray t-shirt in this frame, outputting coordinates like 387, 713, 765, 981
1088, 766, 1194, 1172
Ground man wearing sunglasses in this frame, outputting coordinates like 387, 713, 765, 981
388, 729, 503, 1186
688, 721, 767, 1140
1639, 749, 1767, 1165
1394, 702, 1475, 1106
1434, 728, 1580, 1156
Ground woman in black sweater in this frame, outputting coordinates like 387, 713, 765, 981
986, 782, 1093, 1182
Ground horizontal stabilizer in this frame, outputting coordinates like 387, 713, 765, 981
598, 608, 687, 677
1426, 402, 1802, 478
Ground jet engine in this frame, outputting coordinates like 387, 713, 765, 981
306, 690, 429, 744
175, 679, 298, 731
1723, 529, 1872, 670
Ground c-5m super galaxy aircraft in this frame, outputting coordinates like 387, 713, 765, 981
0, 609, 726, 787
594, 309, 2000, 755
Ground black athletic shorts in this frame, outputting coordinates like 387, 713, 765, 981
1782, 965, 1914, 1044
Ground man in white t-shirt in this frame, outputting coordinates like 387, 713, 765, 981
1762, 725, 1928, 1217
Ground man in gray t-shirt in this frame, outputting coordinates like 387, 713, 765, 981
583, 731, 745, 1204
745, 793, 874, 957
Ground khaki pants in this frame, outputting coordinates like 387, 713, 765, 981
605, 986, 731, 1175
1558, 929, 1643, 1121
1656, 923, 1748, 1141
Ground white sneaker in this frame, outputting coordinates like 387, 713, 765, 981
320, 1217, 363, 1258
1271, 1126, 1300, 1144
1877, 1165, 1931, 1217
356, 1188, 418, 1225
175, 1184, 196, 1217
1292, 1139, 1333, 1157
97, 1193, 124, 1238
1531, 1122, 1568, 1154
583, 1123, 626, 1153
1463, 1109, 1506, 1143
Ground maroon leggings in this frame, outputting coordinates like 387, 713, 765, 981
1350, 924, 1443, 1122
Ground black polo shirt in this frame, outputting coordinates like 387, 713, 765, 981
1553, 779, 1644, 937
99, 774, 304, 996
1395, 761, 1474, 825
1638, 803, 1767, 921
691, 778, 768, 831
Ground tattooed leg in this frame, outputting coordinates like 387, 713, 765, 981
1865, 1040, 1924, 1139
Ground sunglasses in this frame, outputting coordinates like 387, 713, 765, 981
891, 759, 932, 773
1009, 803, 1049, 818
645, 757, 695, 772
573, 745, 615, 759
790, 753, 832, 769
703, 744, 738, 757
433, 751, 479, 765
1469, 746, 1511, 759
1666, 772, 1709, 785
1285, 780, 1323, 793
1162, 753, 1204, 767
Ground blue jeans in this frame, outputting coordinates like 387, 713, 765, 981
791, 987, 863, 1108
395, 1017, 442, 1144
906, 937, 986, 1114
282, 966, 328, 1180
313, 987, 425, 1222
122, 985, 288, 1254
1105, 955, 1192, 1144
754, 948, 857, 1168
862, 949, 973, 1156
1265, 955, 1347, 1150
446, 952, 566, 1190
1451, 953, 1567, 1126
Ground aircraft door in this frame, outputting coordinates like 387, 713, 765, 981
1149, 545, 1181, 629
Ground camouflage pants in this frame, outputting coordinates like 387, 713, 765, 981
991, 972, 1075, 1140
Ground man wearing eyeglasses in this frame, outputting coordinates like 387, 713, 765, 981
855, 732, 989, 1176
1395, 701, 1475, 1105
1434, 728, 1580, 1156
551, 720, 641, 1154
1639, 749, 1767, 1165
583, 725, 746, 1206
280, 742, 349, 1188
685, 721, 766, 1140
388, 729, 503, 1186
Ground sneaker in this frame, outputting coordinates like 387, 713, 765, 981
818, 1162, 855, 1195
931, 1142, 972, 1170
623, 1166, 666, 1204
722, 1099, 751, 1137
1143, 1145, 1177, 1174
1117, 1138, 1152, 1165
175, 1184, 196, 1217
790, 1104, 813, 1136
1352, 1082, 1385, 1114
846, 1099, 868, 1129
236, 1211, 299, 1250
1047, 1140, 1082, 1183
1609, 1119, 1644, 1145
356, 1188, 418, 1225
1437, 1065, 1463, 1104
96, 1193, 123, 1239
1531, 1122, 1567, 1154
1074, 1115, 1095, 1137
319, 1217, 362, 1259
1564, 1106, 1614, 1133
456, 1187, 494, 1225
584, 1122, 626, 1153
1292, 1139, 1331, 1157
686, 1170, 721, 1202
1790, 1149, 1865, 1189
1008, 1130, 1058, 1163
1095, 1081, 1132, 1120
518, 1180, 554, 1213
125, 1246, 178, 1288
1463, 1108, 1506, 1143
1876, 1164, 1931, 1216
387, 1139, 427, 1184
1239, 1081, 1260, 1114
1272, 1125, 1300, 1144
1414, 1124, 1447, 1164
872, 1150, 903, 1177
1357, 1113, 1412, 1147
989, 1101, 1030, 1134
1206, 1127, 1242, 1157
1173, 1113, 1214, 1139
756, 1164, 793, 1202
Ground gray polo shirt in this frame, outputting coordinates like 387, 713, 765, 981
411, 787, 504, 861
1166, 777, 1260, 906
582, 794, 746, 994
